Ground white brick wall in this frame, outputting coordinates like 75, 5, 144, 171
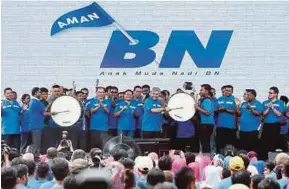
1, 1, 289, 100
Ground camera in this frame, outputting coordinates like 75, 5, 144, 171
1, 140, 10, 164
183, 82, 193, 90
59, 131, 69, 148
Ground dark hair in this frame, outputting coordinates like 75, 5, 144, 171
158, 156, 172, 171
71, 149, 86, 161
96, 87, 106, 92
37, 162, 49, 179
47, 147, 58, 159
142, 85, 150, 90
52, 85, 60, 89
124, 89, 133, 95
26, 160, 36, 176
31, 87, 39, 96
51, 158, 70, 181
270, 86, 279, 95
247, 89, 257, 97
239, 154, 250, 169
14, 164, 28, 178
201, 84, 212, 96
105, 86, 112, 93
275, 165, 283, 180
280, 96, 289, 105
81, 88, 89, 92
147, 169, 165, 187
119, 158, 135, 170
221, 85, 227, 90
21, 94, 30, 102
251, 175, 264, 189
163, 90, 170, 97
89, 148, 102, 159
40, 87, 49, 93
133, 85, 142, 91
154, 182, 177, 189
226, 85, 234, 91
258, 178, 280, 189
283, 160, 289, 177
63, 175, 79, 189
160, 91, 167, 97
8, 148, 21, 161
75, 91, 83, 96
4, 88, 12, 94
10, 157, 27, 167
265, 162, 275, 172
175, 167, 195, 189
124, 169, 135, 189
110, 86, 119, 92
185, 152, 195, 165
222, 168, 231, 179
1, 167, 17, 189
231, 170, 251, 187
112, 149, 128, 161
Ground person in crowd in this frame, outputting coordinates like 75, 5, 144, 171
20, 94, 31, 153
25, 160, 36, 188
119, 158, 135, 170
28, 162, 49, 189
105, 86, 112, 99
279, 96, 289, 151
2, 88, 25, 150
29, 87, 50, 155
124, 169, 135, 189
14, 164, 29, 189
250, 175, 264, 189
135, 156, 154, 189
171, 154, 187, 175
142, 85, 150, 101
80, 88, 89, 103
238, 154, 258, 176
236, 89, 263, 152
86, 87, 111, 150
115, 89, 139, 138
175, 167, 196, 189
147, 169, 165, 188
141, 87, 170, 138
275, 153, 289, 166
108, 86, 121, 137
264, 162, 277, 180
258, 178, 280, 189
40, 87, 49, 107
277, 160, 289, 188
133, 85, 144, 138
158, 155, 172, 171
200, 165, 222, 189
231, 170, 251, 188
154, 182, 177, 189
70, 158, 89, 175
1, 167, 17, 189
118, 92, 124, 100
262, 87, 285, 157
70, 149, 86, 162
195, 84, 215, 153
215, 85, 237, 153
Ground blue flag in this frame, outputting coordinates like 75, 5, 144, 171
51, 2, 115, 36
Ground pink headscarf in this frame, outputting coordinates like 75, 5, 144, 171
172, 156, 187, 174
148, 152, 159, 164
196, 154, 211, 181
188, 162, 200, 182
106, 161, 125, 189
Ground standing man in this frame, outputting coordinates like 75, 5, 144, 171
108, 86, 120, 137
141, 87, 170, 138
236, 89, 263, 152
195, 84, 215, 153
142, 85, 151, 102
133, 85, 143, 138
215, 85, 237, 153
20, 94, 31, 153
29, 87, 50, 155
80, 88, 89, 104
1, 88, 24, 150
114, 90, 139, 138
86, 87, 111, 150
262, 87, 285, 155
279, 96, 289, 152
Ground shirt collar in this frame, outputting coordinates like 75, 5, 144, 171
31, 96, 40, 101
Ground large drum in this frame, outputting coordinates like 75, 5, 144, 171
50, 96, 82, 127
167, 93, 196, 122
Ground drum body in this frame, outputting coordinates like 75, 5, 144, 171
51, 96, 81, 127
167, 93, 196, 122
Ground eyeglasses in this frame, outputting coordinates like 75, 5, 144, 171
111, 91, 118, 93
82, 93, 88, 95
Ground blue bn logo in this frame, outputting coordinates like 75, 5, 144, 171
100, 30, 233, 68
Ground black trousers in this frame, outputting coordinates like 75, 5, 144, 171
134, 129, 141, 138
173, 136, 199, 152
216, 127, 236, 153
2, 134, 21, 150
69, 130, 88, 152
20, 132, 32, 153
89, 131, 110, 150
262, 123, 280, 154
141, 131, 160, 138
278, 134, 288, 152
31, 130, 43, 155
239, 131, 259, 152
108, 129, 117, 137
199, 124, 214, 153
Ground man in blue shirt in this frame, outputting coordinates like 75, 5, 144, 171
195, 84, 215, 153
262, 87, 285, 157
133, 85, 143, 138
278, 96, 289, 152
86, 87, 111, 150
215, 85, 237, 153
14, 164, 29, 189
29, 87, 51, 155
115, 90, 139, 138
28, 162, 49, 189
278, 160, 289, 188
236, 89, 263, 152
142, 87, 170, 138
20, 94, 31, 153
1, 87, 25, 150
108, 86, 121, 137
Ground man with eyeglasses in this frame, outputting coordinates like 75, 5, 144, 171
262, 87, 285, 157
86, 87, 111, 150
108, 86, 121, 137
133, 86, 143, 138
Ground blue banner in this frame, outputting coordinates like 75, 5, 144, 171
51, 2, 115, 36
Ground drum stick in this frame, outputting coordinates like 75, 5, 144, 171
169, 107, 184, 111
51, 110, 70, 115
173, 114, 183, 119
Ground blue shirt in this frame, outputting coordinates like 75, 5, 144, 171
108, 98, 121, 129
216, 96, 237, 129
40, 180, 56, 189
48, 97, 59, 128
142, 97, 163, 131
267, 172, 277, 180
27, 177, 47, 189
175, 120, 195, 138
280, 115, 289, 135
134, 177, 148, 189
73, 101, 86, 131
278, 178, 289, 188
199, 97, 215, 125
16, 184, 28, 189
217, 176, 232, 189
29, 98, 46, 131
1, 99, 22, 134
115, 100, 138, 131
21, 105, 30, 133
86, 98, 111, 131
133, 98, 144, 129
239, 100, 264, 132
263, 99, 285, 123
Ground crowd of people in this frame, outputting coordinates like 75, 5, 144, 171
1, 83, 289, 160
2, 143, 289, 189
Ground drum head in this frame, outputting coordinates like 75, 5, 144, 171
51, 96, 81, 127
167, 93, 195, 122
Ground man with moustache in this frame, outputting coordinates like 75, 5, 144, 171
108, 86, 121, 137
133, 85, 143, 138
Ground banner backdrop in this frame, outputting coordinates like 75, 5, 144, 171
2, 1, 289, 99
